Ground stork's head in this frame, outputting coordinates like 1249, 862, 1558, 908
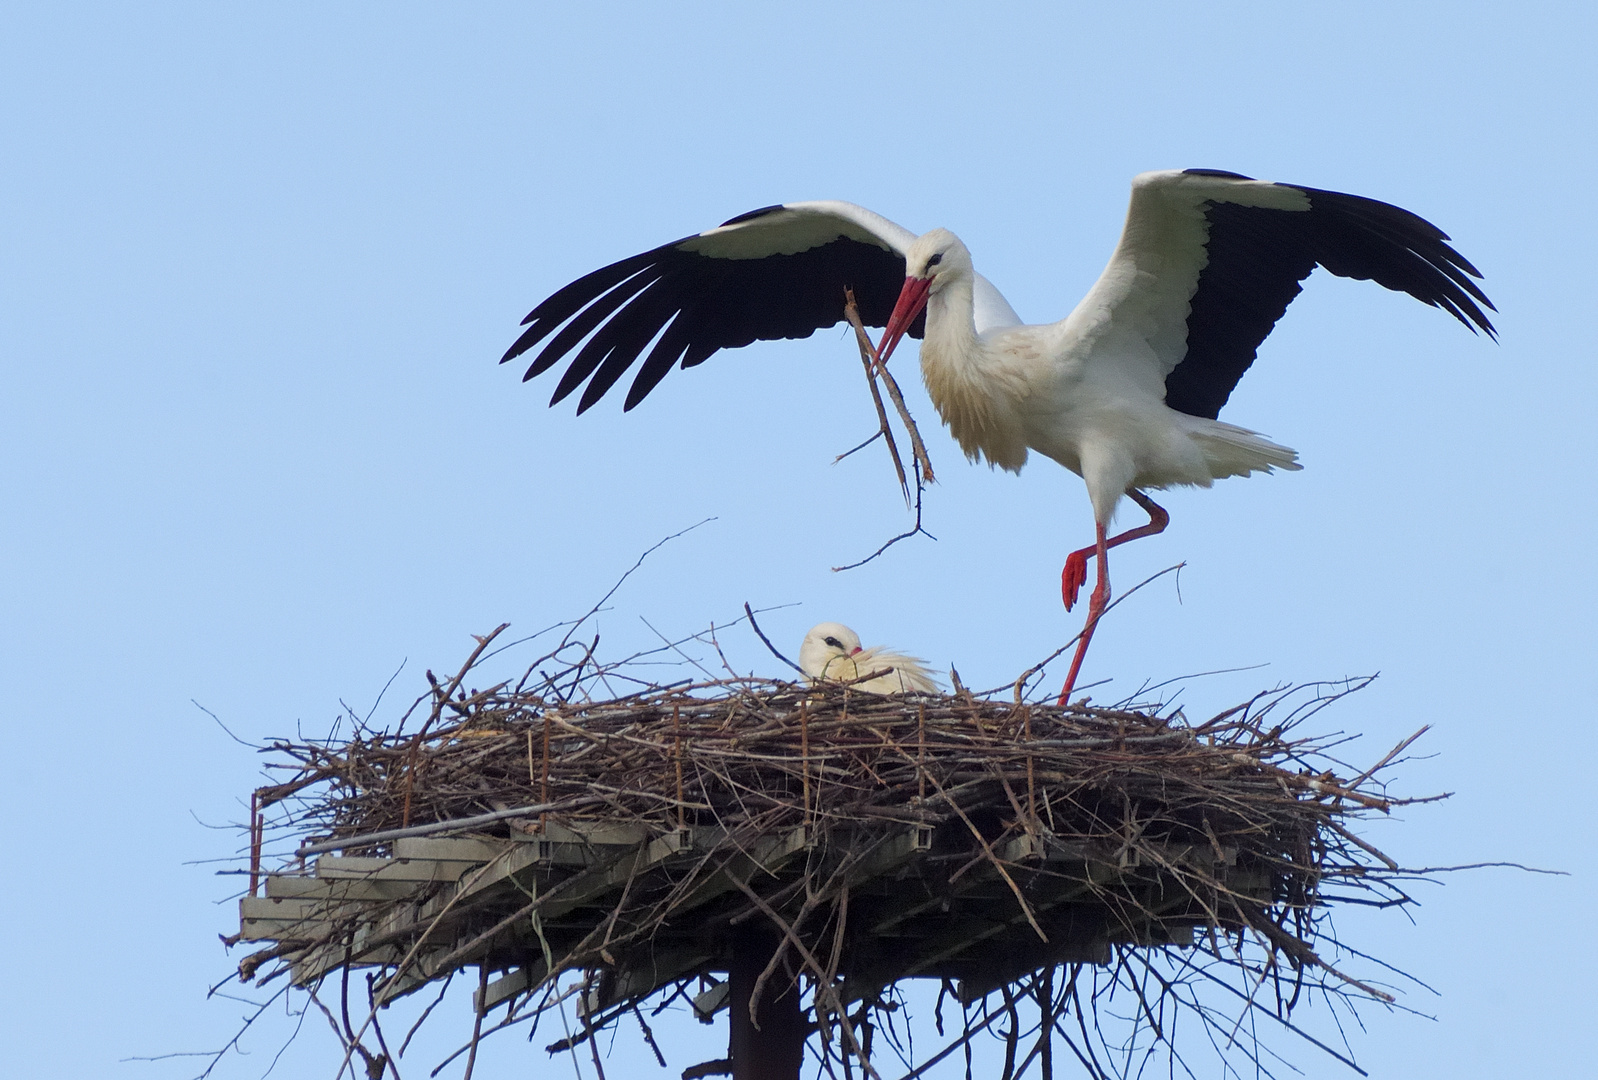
799, 622, 863, 683
878, 229, 971, 365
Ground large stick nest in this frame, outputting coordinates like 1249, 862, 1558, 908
235, 626, 1436, 1079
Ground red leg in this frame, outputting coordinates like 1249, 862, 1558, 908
1061, 491, 1171, 610
1059, 521, 1110, 705
1056, 492, 1170, 706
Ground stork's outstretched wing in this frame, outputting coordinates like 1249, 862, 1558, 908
1066, 169, 1496, 420
503, 200, 1021, 413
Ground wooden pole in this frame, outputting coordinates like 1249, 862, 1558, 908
728, 926, 806, 1080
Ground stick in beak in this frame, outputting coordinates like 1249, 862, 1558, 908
875, 276, 933, 367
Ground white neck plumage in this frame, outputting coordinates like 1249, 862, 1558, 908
916, 271, 1029, 472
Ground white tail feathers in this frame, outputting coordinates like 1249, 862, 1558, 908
846, 646, 942, 695
1187, 418, 1302, 480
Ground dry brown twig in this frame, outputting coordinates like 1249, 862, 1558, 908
842, 289, 935, 486
832, 289, 937, 570
839, 290, 910, 505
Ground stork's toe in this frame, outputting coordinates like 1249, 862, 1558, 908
1061, 552, 1089, 611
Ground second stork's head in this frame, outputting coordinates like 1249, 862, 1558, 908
877, 229, 971, 365
799, 622, 864, 683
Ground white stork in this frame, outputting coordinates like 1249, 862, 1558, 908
503, 170, 1494, 702
799, 622, 940, 695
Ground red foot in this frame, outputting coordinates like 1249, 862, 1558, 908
1061, 551, 1089, 611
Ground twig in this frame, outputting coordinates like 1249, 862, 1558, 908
1344, 725, 1430, 793
743, 602, 805, 675
557, 519, 717, 652
829, 289, 938, 571
831, 480, 935, 572
402, 623, 510, 826
1003, 563, 1186, 701
843, 289, 936, 485
727, 875, 880, 1079
842, 288, 910, 505
461, 966, 489, 1080
297, 795, 607, 856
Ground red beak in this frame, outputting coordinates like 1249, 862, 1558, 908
849, 646, 862, 656
875, 276, 932, 367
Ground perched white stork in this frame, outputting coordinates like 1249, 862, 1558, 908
798, 622, 940, 695
504, 170, 1494, 702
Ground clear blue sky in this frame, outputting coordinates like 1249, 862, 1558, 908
3, 2, 1592, 1077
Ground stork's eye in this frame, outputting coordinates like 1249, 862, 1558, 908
926, 253, 943, 268
823, 636, 843, 649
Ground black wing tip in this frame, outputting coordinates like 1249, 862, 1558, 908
506, 226, 910, 411
1183, 168, 1256, 180
548, 379, 580, 411
501, 324, 544, 365
1456, 303, 1498, 340
1280, 183, 1499, 338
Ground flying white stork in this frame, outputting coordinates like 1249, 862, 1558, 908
799, 622, 940, 695
503, 169, 1494, 703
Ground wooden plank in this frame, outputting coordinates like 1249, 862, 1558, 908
310, 825, 708, 957
533, 829, 699, 924
530, 838, 622, 868
355, 827, 703, 978
314, 856, 389, 874
1000, 831, 1090, 864
291, 943, 408, 986
475, 963, 549, 1013
242, 896, 347, 922
315, 855, 474, 883
241, 916, 341, 942
1000, 834, 1219, 871
386, 830, 726, 1006
374, 949, 462, 1005
666, 827, 809, 916
955, 941, 1113, 1002
863, 827, 1088, 937
998, 832, 1238, 873
843, 826, 932, 889
1122, 841, 1235, 871
448, 841, 565, 905
1222, 869, 1272, 897
535, 823, 705, 868
542, 820, 650, 847
602, 945, 713, 1007
692, 980, 730, 1021
900, 917, 1015, 979
240, 895, 363, 942
265, 875, 417, 902
846, 868, 1116, 1001
453, 826, 701, 910
392, 837, 508, 863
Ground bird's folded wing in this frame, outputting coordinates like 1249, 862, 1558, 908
852, 645, 941, 694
